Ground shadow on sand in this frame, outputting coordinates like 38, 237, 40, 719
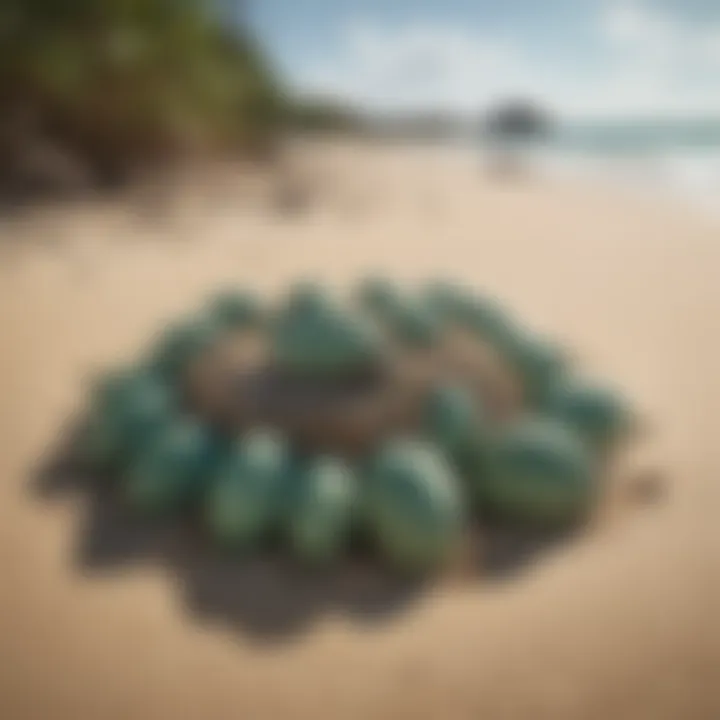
33, 423, 575, 643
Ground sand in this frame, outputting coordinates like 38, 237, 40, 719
0, 142, 718, 720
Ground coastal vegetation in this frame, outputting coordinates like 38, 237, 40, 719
0, 0, 284, 192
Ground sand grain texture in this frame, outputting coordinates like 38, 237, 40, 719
0, 144, 718, 720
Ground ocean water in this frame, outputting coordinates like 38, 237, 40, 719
484, 120, 720, 219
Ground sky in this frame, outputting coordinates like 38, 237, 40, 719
245, 0, 720, 119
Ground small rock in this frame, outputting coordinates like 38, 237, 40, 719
626, 468, 666, 506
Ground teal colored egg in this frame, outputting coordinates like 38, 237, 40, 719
273, 292, 382, 377
423, 384, 493, 504
207, 289, 263, 330
148, 317, 222, 381
424, 384, 479, 456
505, 333, 566, 407
366, 440, 465, 573
486, 418, 593, 526
284, 280, 329, 316
425, 285, 514, 349
423, 280, 465, 319
463, 296, 513, 346
81, 369, 174, 469
387, 299, 440, 348
124, 417, 212, 515
288, 457, 356, 565
80, 370, 127, 467
547, 380, 631, 450
205, 431, 289, 550
357, 277, 401, 318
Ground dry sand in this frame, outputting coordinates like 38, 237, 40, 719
0, 142, 718, 720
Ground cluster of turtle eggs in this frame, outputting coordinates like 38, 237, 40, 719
79, 279, 632, 574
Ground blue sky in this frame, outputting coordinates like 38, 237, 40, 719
245, 1, 720, 118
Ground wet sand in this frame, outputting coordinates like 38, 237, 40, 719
0, 143, 718, 719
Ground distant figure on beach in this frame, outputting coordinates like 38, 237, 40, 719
271, 151, 315, 216
482, 100, 554, 180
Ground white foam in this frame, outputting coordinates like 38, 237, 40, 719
524, 144, 720, 221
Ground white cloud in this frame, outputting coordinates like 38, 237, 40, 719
699, 31, 720, 65
300, 33, 507, 115
298, 4, 720, 119
301, 20, 523, 114
592, 2, 720, 117
602, 2, 681, 50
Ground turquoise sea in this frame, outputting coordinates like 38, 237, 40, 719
552, 119, 720, 154
483, 118, 720, 217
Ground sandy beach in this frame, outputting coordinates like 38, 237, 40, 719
0, 142, 718, 720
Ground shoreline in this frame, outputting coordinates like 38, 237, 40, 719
2, 137, 718, 246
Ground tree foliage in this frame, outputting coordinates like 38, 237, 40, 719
0, 0, 284, 182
